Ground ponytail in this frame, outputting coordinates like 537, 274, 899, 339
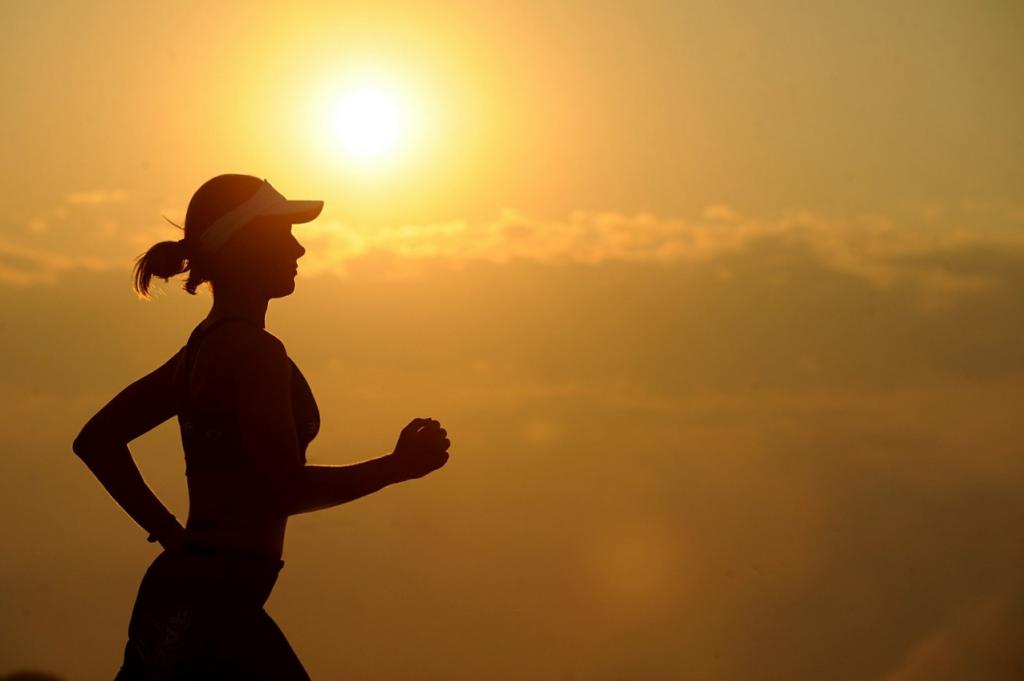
132, 239, 190, 299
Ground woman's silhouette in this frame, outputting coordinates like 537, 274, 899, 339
72, 174, 450, 679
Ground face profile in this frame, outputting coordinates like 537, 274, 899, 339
211, 215, 308, 300
130, 174, 322, 301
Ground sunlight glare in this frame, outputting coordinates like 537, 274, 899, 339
329, 87, 406, 162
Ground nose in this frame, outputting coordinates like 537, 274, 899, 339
291, 234, 305, 259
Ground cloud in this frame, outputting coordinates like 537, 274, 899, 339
63, 189, 127, 205
296, 205, 1024, 311
0, 240, 114, 286
3, 200, 1023, 319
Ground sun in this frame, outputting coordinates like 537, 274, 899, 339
299, 67, 433, 177
327, 86, 407, 163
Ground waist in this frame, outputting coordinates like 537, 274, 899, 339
183, 507, 287, 555
178, 541, 284, 564
143, 546, 285, 610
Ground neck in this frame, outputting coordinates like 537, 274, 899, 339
207, 285, 269, 329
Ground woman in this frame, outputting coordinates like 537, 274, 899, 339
72, 174, 451, 679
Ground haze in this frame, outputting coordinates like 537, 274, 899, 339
2, 2, 1023, 679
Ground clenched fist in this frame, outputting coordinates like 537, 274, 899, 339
389, 417, 451, 480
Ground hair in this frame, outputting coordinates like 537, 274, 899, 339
132, 174, 264, 299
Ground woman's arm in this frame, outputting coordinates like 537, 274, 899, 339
287, 457, 406, 515
72, 351, 187, 548
227, 329, 451, 518
287, 419, 450, 516
73, 441, 185, 546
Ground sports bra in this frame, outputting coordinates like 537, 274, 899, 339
177, 317, 319, 476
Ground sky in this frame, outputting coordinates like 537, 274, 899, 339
1, 1, 1023, 679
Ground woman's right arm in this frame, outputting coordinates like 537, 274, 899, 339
72, 352, 186, 548
73, 441, 185, 547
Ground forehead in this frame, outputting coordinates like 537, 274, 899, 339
247, 215, 294, 231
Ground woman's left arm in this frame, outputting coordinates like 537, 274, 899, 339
72, 351, 186, 548
287, 418, 450, 516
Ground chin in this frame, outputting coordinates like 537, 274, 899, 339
268, 280, 296, 299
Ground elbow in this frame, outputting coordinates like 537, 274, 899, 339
72, 413, 95, 458
277, 468, 303, 517
72, 423, 111, 461
271, 466, 305, 517
72, 431, 96, 460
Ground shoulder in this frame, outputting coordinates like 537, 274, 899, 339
196, 321, 290, 383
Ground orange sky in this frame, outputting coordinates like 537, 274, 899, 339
2, 2, 1023, 680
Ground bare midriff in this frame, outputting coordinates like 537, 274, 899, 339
184, 471, 288, 559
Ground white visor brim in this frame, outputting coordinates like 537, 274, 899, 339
199, 180, 324, 253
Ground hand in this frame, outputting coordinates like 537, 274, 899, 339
154, 523, 187, 552
389, 417, 451, 480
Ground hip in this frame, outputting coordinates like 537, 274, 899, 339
135, 544, 285, 611
118, 546, 300, 679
